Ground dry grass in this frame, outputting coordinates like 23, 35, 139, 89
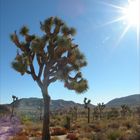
10, 109, 140, 140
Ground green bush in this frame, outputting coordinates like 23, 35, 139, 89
107, 130, 121, 140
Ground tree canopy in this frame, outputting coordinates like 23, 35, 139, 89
10, 17, 88, 93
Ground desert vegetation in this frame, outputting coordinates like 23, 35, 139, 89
10, 17, 88, 140
0, 102, 140, 140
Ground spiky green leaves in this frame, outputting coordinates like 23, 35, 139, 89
61, 26, 76, 36
84, 97, 91, 108
10, 32, 20, 46
20, 26, 29, 36
10, 34, 16, 42
57, 36, 70, 47
64, 76, 88, 93
10, 17, 88, 94
12, 53, 30, 75
31, 37, 44, 53
12, 60, 27, 75
68, 48, 87, 70
40, 17, 75, 37
73, 79, 88, 93
40, 17, 63, 36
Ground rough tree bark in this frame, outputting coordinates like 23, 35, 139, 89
88, 107, 90, 123
42, 89, 50, 140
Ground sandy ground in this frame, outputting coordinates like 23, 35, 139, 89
28, 135, 67, 140
0, 126, 11, 140
0, 125, 67, 140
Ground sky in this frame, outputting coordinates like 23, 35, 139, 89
0, 0, 139, 105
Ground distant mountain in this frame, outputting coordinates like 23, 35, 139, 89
106, 94, 140, 107
0, 98, 94, 115
0, 98, 86, 116
13, 97, 87, 113
1, 94, 140, 116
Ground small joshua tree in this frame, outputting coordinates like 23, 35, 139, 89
73, 106, 78, 120
11, 95, 18, 118
10, 17, 88, 140
70, 106, 78, 121
120, 104, 130, 117
136, 106, 140, 117
93, 106, 99, 120
84, 98, 91, 123
97, 102, 105, 120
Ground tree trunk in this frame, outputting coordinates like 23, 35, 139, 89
42, 90, 51, 140
88, 108, 90, 123
10, 101, 15, 119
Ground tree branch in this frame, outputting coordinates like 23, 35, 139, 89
36, 79, 43, 89
48, 77, 57, 85
38, 64, 44, 79
26, 70, 31, 74
30, 64, 37, 80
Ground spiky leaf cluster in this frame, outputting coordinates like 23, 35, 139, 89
97, 103, 105, 112
84, 98, 91, 108
11, 17, 88, 93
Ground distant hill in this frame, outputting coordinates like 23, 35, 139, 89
1, 94, 140, 116
106, 94, 140, 107
13, 97, 87, 112
1, 98, 93, 115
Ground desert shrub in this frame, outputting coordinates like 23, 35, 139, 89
108, 122, 120, 129
50, 121, 56, 127
92, 132, 106, 140
51, 136, 59, 140
67, 132, 78, 140
120, 131, 140, 140
122, 120, 133, 129
51, 127, 67, 136
88, 124, 102, 132
107, 108, 119, 119
11, 135, 28, 140
133, 133, 140, 140
137, 118, 140, 125
20, 115, 32, 124
107, 130, 121, 140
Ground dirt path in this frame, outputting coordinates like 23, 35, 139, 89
28, 135, 67, 140
54, 135, 67, 140
0, 126, 12, 140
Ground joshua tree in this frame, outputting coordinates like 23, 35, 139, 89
11, 95, 18, 118
70, 106, 78, 121
136, 106, 140, 117
120, 104, 130, 117
84, 98, 91, 123
93, 106, 99, 120
73, 106, 78, 120
97, 103, 105, 120
10, 17, 88, 140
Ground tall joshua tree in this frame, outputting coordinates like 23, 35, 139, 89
10, 17, 88, 140
11, 95, 18, 118
121, 104, 130, 117
97, 102, 105, 120
84, 98, 91, 123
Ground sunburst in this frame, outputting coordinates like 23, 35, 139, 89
101, 0, 140, 48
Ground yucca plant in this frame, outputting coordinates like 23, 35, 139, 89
84, 98, 91, 123
10, 17, 88, 140
97, 103, 105, 120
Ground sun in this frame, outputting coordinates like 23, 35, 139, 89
122, 0, 140, 27
100, 0, 140, 47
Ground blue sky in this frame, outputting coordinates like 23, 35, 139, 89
0, 0, 139, 105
